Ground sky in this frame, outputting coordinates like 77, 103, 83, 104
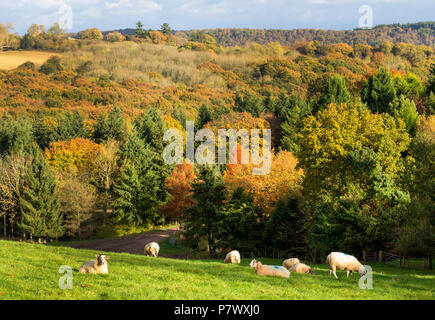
1, 0, 434, 35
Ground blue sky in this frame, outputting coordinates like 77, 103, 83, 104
1, 0, 434, 35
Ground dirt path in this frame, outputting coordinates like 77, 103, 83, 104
71, 227, 179, 255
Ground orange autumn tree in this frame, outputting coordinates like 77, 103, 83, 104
160, 164, 196, 222
224, 150, 303, 216
45, 138, 101, 172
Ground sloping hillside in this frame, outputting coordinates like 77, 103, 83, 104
0, 240, 434, 300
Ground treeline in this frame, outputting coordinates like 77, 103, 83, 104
2, 21, 434, 54
180, 22, 435, 47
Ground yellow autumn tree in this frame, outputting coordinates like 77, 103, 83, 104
223, 150, 303, 216
45, 138, 101, 172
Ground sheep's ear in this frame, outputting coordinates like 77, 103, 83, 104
95, 254, 99, 258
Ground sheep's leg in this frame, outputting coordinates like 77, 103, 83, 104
350, 271, 353, 277
332, 267, 338, 279
346, 270, 350, 278
329, 269, 332, 276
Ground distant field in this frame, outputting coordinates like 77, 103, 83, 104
0, 50, 58, 70
0, 240, 434, 300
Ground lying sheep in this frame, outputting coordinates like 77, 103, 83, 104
224, 250, 241, 264
326, 252, 367, 279
282, 258, 300, 270
79, 254, 110, 274
249, 259, 290, 278
144, 242, 160, 257
289, 263, 315, 274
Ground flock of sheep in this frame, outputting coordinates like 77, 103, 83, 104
78, 242, 367, 281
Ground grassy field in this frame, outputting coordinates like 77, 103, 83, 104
0, 240, 434, 300
0, 50, 58, 70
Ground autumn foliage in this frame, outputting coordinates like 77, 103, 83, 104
45, 138, 101, 172
160, 164, 196, 221
224, 150, 303, 215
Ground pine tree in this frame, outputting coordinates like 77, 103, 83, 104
316, 75, 352, 113
266, 196, 308, 257
53, 111, 89, 141
32, 114, 53, 150
133, 107, 167, 153
196, 104, 213, 130
361, 68, 397, 114
215, 187, 264, 254
160, 23, 172, 35
135, 21, 148, 38
184, 165, 226, 253
18, 144, 63, 240
112, 128, 171, 227
113, 161, 142, 226
234, 91, 264, 117
0, 116, 34, 155
92, 106, 126, 143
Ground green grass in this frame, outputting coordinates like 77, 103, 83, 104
159, 238, 193, 256
0, 240, 434, 300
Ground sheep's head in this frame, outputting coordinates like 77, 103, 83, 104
307, 268, 315, 274
358, 265, 367, 277
249, 259, 258, 268
96, 254, 110, 265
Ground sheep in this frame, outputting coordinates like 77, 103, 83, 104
249, 259, 290, 278
282, 258, 300, 270
289, 263, 315, 274
224, 250, 241, 264
79, 254, 110, 274
326, 252, 367, 279
144, 241, 160, 257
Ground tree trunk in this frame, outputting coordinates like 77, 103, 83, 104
77, 212, 81, 240
10, 217, 14, 238
429, 255, 433, 270
3, 215, 6, 237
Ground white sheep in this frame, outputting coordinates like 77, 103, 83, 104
79, 254, 110, 274
326, 252, 367, 279
144, 242, 160, 257
224, 250, 241, 264
289, 263, 315, 274
282, 258, 300, 270
249, 259, 290, 278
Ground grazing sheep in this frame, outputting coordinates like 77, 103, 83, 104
289, 263, 315, 274
326, 252, 367, 279
144, 242, 160, 257
249, 259, 290, 278
282, 258, 300, 270
79, 254, 110, 274
224, 250, 241, 264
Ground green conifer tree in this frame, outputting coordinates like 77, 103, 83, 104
18, 144, 63, 240
361, 68, 397, 114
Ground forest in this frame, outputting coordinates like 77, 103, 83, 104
0, 21, 434, 267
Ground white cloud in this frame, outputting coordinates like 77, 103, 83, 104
106, 0, 132, 9
138, 0, 162, 11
